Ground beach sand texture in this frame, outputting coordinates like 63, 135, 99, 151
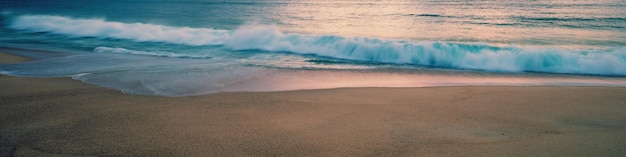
1, 52, 625, 156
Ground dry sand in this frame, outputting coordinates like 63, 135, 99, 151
1, 52, 625, 156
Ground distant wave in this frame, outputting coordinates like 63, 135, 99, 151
515, 16, 626, 22
8, 15, 230, 45
512, 16, 626, 29
404, 13, 454, 18
7, 15, 626, 76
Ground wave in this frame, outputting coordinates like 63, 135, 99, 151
227, 30, 626, 75
515, 16, 626, 22
8, 15, 230, 45
6, 15, 626, 76
405, 14, 454, 18
93, 47, 211, 59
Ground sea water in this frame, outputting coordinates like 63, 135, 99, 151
0, 0, 625, 96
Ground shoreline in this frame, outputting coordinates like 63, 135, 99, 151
1, 52, 626, 156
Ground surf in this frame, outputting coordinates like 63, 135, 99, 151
6, 14, 626, 76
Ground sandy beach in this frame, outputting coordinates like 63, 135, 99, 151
1, 52, 625, 156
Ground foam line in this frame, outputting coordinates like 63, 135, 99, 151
9, 15, 230, 45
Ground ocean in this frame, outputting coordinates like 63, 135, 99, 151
0, 0, 625, 96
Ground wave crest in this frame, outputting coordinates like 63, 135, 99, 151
9, 15, 230, 45
93, 47, 211, 59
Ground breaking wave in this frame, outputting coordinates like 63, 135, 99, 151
7, 15, 626, 76
8, 15, 230, 45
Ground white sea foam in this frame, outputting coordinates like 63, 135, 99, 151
9, 15, 230, 45
93, 46, 210, 59
8, 15, 626, 76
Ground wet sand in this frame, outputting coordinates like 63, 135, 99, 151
1, 52, 625, 156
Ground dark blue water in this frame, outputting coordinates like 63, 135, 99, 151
1, 0, 625, 96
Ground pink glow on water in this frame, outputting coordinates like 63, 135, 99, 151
222, 70, 626, 92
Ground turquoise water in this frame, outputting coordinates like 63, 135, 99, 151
1, 0, 625, 96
